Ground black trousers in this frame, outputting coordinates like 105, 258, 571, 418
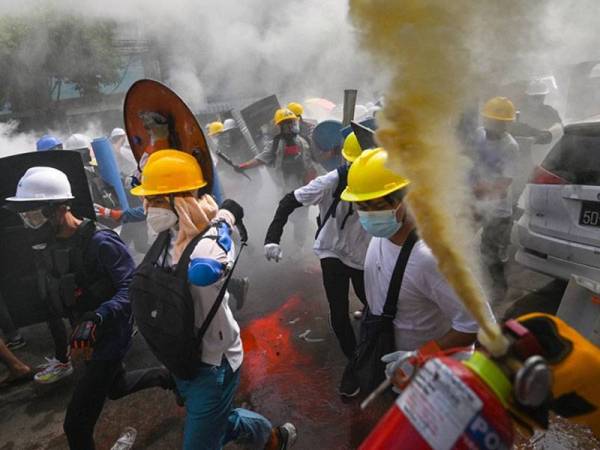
0, 292, 19, 340
63, 359, 171, 450
320, 257, 367, 360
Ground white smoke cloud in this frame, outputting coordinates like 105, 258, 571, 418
0, 0, 380, 105
0, 121, 37, 157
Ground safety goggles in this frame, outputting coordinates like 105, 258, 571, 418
19, 208, 48, 229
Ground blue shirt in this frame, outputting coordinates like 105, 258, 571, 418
85, 230, 135, 360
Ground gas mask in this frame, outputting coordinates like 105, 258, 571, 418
146, 207, 178, 234
280, 120, 299, 136
357, 205, 403, 238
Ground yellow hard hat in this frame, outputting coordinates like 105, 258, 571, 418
341, 148, 410, 202
287, 102, 304, 117
274, 108, 298, 125
207, 121, 224, 136
341, 132, 362, 162
130, 149, 207, 196
482, 97, 516, 121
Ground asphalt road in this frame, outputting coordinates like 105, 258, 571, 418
0, 215, 597, 449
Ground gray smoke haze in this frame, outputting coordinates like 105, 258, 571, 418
0, 0, 381, 110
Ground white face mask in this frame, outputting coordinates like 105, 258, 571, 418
146, 207, 178, 234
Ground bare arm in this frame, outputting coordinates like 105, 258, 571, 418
436, 329, 477, 350
238, 158, 264, 170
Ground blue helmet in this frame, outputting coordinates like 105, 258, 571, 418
36, 135, 63, 152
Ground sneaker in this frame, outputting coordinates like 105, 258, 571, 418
110, 427, 137, 450
229, 277, 249, 311
338, 365, 360, 398
34, 357, 74, 384
270, 423, 297, 450
6, 336, 26, 350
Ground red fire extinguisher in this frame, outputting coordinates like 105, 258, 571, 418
360, 319, 553, 450
360, 353, 515, 450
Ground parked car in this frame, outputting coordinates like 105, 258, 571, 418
514, 119, 600, 281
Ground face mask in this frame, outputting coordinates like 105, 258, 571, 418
19, 209, 48, 230
357, 207, 403, 238
280, 121, 299, 136
146, 207, 178, 234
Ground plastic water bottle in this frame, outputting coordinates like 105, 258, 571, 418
110, 427, 137, 450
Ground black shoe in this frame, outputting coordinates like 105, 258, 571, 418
6, 336, 26, 350
338, 365, 360, 398
272, 423, 297, 449
229, 277, 249, 310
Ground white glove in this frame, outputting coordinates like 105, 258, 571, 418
381, 350, 418, 392
264, 243, 283, 262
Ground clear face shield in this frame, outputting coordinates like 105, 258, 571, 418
19, 208, 49, 230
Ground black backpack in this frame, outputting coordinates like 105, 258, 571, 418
130, 227, 242, 380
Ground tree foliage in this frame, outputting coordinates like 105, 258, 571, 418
0, 12, 122, 113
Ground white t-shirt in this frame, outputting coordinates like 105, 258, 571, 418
294, 168, 371, 269
159, 211, 243, 371
365, 237, 484, 351
469, 127, 519, 219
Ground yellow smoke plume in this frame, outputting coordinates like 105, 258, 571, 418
348, 0, 547, 354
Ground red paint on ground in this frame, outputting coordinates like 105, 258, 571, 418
238, 294, 390, 449
240, 295, 313, 392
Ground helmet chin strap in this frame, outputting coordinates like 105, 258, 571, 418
168, 194, 180, 221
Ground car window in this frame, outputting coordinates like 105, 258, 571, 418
543, 130, 600, 185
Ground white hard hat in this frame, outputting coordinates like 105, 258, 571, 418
110, 127, 126, 139
223, 119, 236, 131
5, 167, 74, 203
526, 80, 550, 96
64, 133, 91, 150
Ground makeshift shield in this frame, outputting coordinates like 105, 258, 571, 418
342, 89, 358, 127
342, 117, 377, 139
350, 121, 377, 150
239, 95, 281, 149
91, 137, 130, 210
312, 119, 344, 171
123, 79, 214, 192
0, 151, 95, 327
312, 120, 343, 152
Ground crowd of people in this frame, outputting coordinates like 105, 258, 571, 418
0, 81, 565, 449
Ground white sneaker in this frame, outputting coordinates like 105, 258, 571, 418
111, 427, 137, 450
34, 357, 74, 384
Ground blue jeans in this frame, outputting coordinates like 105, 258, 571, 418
175, 358, 272, 450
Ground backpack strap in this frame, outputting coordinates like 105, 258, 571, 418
142, 230, 172, 267
382, 230, 419, 319
314, 164, 349, 240
174, 227, 211, 279
195, 242, 247, 343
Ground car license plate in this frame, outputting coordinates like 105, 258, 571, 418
579, 201, 600, 228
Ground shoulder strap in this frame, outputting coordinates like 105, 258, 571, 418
196, 242, 247, 342
382, 230, 419, 319
314, 165, 349, 240
142, 230, 171, 265
174, 226, 211, 278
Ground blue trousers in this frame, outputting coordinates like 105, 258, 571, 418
175, 358, 272, 450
